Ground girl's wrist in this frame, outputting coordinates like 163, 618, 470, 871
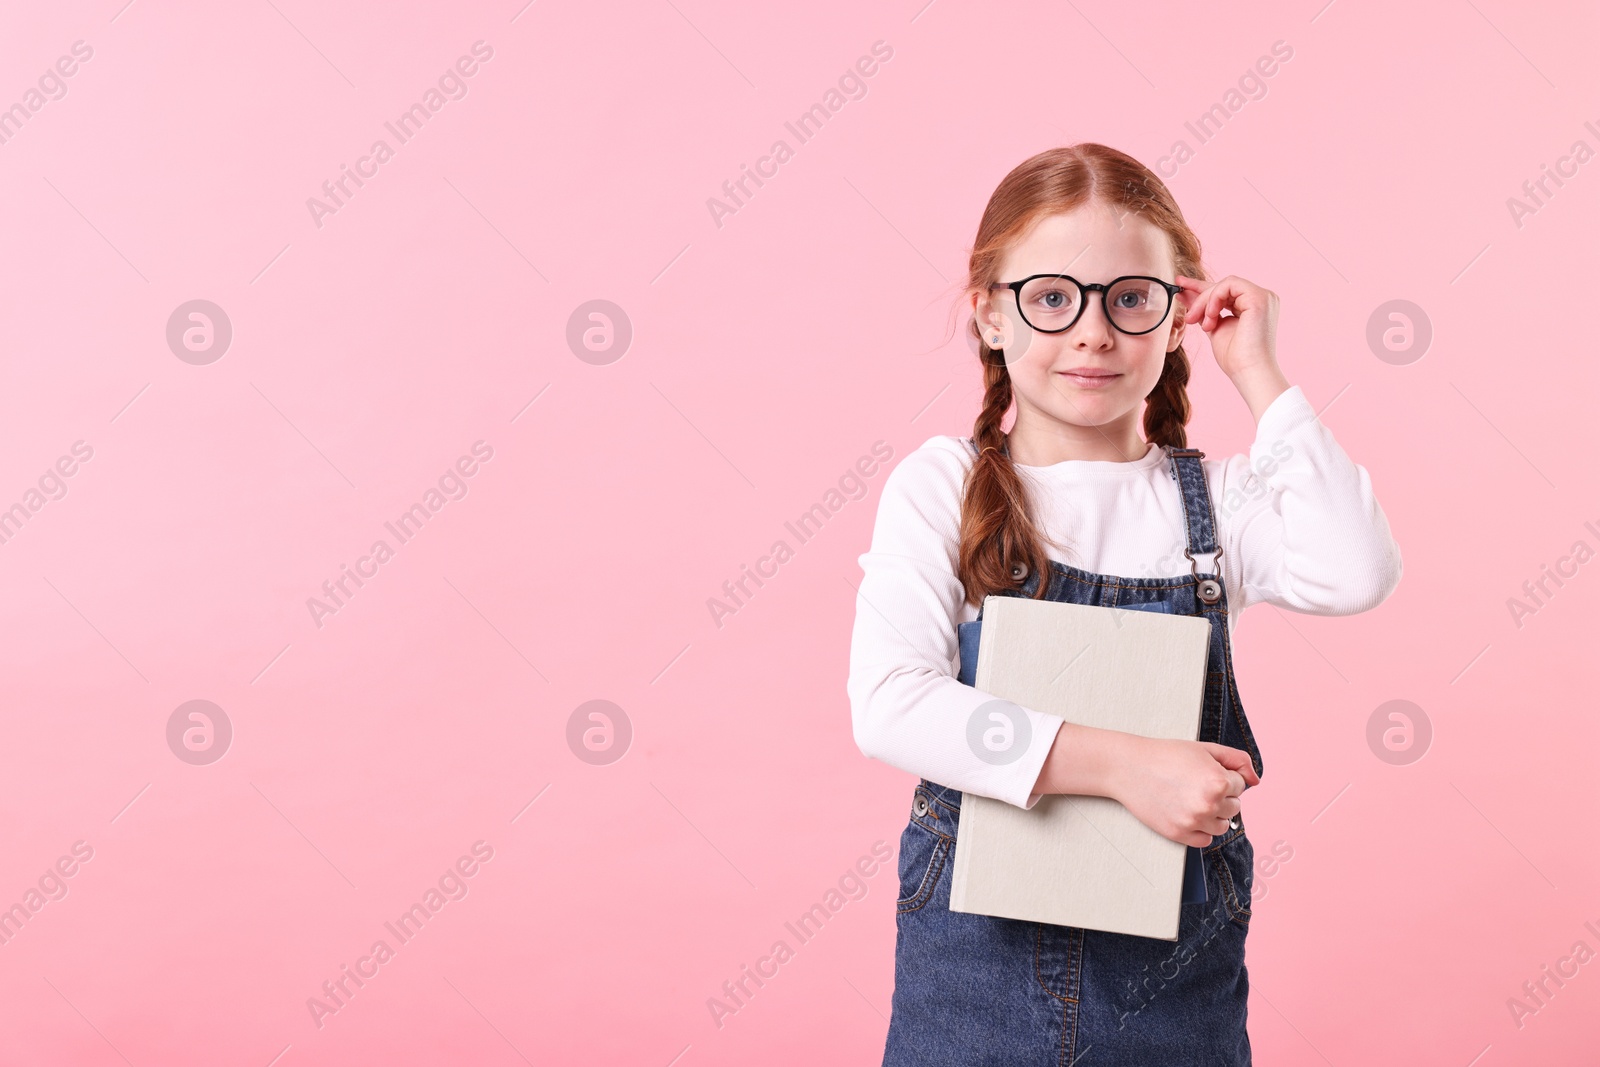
1038, 722, 1143, 801
1229, 362, 1291, 424
1096, 730, 1142, 804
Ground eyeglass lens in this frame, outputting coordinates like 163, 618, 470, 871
1017, 277, 1170, 334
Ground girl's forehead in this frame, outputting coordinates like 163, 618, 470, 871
1002, 206, 1173, 278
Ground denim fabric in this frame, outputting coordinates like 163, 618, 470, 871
882, 445, 1261, 1066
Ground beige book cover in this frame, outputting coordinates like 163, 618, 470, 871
947, 595, 1211, 941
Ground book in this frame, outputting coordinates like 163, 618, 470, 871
947, 595, 1212, 941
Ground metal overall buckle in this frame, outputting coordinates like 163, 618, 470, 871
1187, 545, 1224, 604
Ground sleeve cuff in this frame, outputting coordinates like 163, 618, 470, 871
1255, 384, 1314, 441
1248, 385, 1319, 479
1009, 713, 1064, 810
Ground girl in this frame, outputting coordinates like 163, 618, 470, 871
847, 144, 1402, 1065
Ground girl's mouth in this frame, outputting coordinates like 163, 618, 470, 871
1058, 371, 1121, 389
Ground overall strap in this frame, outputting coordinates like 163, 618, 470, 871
1166, 447, 1226, 603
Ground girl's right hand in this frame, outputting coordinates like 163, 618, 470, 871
1111, 736, 1259, 848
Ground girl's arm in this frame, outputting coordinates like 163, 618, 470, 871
1179, 274, 1403, 615
849, 436, 1260, 839
847, 437, 1068, 810
1218, 382, 1404, 616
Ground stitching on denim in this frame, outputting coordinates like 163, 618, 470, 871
1194, 460, 1222, 555
1198, 604, 1232, 742
1033, 924, 1081, 1005
1060, 991, 1070, 1067
1173, 453, 1200, 558
1203, 823, 1245, 851
1204, 836, 1252, 925
1066, 927, 1083, 1063
1220, 630, 1264, 779
896, 836, 950, 914
1052, 569, 1174, 592
1038, 561, 1191, 592
1043, 565, 1231, 614
1173, 453, 1220, 556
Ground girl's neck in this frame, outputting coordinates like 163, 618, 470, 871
1006, 416, 1149, 466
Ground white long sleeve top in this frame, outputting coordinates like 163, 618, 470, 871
847, 385, 1403, 810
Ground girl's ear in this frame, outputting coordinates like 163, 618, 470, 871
1167, 300, 1188, 353
971, 287, 990, 325
973, 289, 1010, 346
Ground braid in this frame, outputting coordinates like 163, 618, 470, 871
956, 330, 1053, 608
1142, 344, 1193, 450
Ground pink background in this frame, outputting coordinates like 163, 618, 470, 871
0, 0, 1596, 1063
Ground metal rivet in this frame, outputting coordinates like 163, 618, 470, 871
913, 795, 930, 817
1198, 578, 1222, 603
1229, 814, 1241, 831
1011, 561, 1028, 581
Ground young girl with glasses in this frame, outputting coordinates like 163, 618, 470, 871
847, 143, 1402, 1065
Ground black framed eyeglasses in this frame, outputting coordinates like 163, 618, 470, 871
987, 274, 1183, 336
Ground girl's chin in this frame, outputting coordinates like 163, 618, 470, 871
1045, 405, 1141, 429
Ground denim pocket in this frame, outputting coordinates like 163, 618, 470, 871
896, 791, 954, 914
895, 821, 950, 914
1208, 832, 1254, 928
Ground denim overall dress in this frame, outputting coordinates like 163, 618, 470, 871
882, 444, 1263, 1067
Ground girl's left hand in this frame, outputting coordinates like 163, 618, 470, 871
1175, 275, 1279, 381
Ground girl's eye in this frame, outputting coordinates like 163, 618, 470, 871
1115, 291, 1147, 308
1038, 290, 1070, 309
